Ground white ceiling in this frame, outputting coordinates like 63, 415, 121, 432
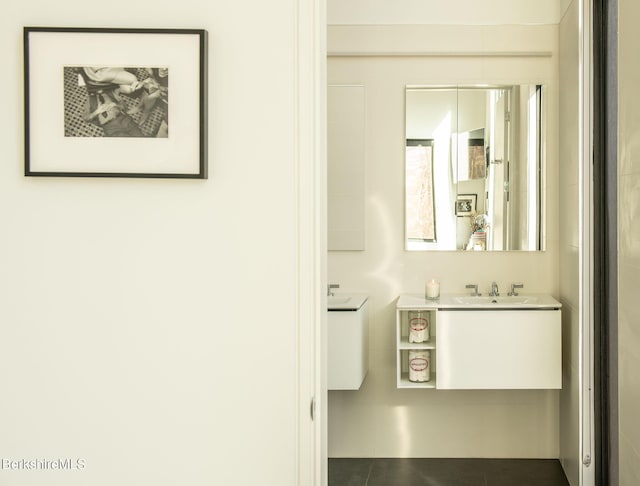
328, 0, 574, 25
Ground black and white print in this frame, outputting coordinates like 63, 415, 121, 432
64, 66, 169, 138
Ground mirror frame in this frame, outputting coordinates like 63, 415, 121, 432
404, 84, 547, 252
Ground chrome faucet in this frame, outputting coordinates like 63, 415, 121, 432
508, 282, 524, 296
489, 281, 500, 297
465, 283, 481, 296
327, 283, 340, 297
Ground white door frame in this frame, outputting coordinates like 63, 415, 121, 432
579, 0, 596, 484
304, 2, 596, 485
295, 0, 327, 485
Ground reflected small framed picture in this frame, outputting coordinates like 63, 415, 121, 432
455, 194, 477, 216
23, 27, 207, 178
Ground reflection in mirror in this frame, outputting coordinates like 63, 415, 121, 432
405, 85, 545, 251
406, 140, 436, 242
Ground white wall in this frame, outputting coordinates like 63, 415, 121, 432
618, 0, 640, 482
328, 85, 366, 250
327, 24, 561, 458
558, 1, 581, 485
0, 2, 313, 486
328, 0, 567, 26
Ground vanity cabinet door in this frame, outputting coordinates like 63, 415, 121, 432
328, 300, 370, 390
436, 309, 561, 389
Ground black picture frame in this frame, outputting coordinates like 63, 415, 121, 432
455, 194, 477, 216
24, 27, 207, 178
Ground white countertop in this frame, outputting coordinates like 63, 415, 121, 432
397, 293, 562, 310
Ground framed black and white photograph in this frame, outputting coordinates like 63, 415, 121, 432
455, 194, 477, 216
24, 27, 207, 178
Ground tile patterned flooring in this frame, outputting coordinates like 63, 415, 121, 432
329, 458, 570, 486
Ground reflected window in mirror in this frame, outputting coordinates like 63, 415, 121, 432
406, 139, 436, 243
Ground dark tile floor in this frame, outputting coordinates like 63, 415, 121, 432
329, 458, 570, 486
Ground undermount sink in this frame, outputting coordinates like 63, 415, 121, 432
395, 293, 562, 310
328, 296, 352, 305
327, 293, 368, 310
439, 293, 561, 309
452, 295, 540, 306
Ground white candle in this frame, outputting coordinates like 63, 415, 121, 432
425, 279, 440, 300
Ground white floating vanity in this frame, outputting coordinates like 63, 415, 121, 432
396, 294, 562, 390
328, 294, 369, 390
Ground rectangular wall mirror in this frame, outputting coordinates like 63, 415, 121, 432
405, 85, 545, 252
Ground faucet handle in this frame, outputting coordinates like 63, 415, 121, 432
489, 281, 500, 297
327, 283, 340, 296
508, 282, 524, 296
465, 284, 481, 296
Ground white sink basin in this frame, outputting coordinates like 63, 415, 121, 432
452, 295, 540, 306
396, 293, 561, 310
440, 294, 561, 309
328, 296, 351, 305
327, 293, 368, 310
